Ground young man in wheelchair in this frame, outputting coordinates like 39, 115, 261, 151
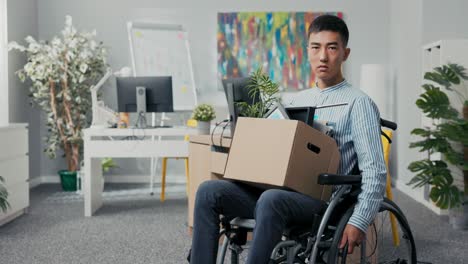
190, 15, 387, 264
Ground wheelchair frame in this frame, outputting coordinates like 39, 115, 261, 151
211, 119, 417, 264
217, 182, 417, 264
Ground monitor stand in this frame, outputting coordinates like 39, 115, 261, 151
136, 112, 148, 128
136, 86, 147, 128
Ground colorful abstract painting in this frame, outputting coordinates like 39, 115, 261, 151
217, 12, 343, 90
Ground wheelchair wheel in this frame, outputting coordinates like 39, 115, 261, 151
326, 198, 417, 264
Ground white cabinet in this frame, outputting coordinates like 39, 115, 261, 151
422, 40, 468, 129
0, 124, 29, 226
420, 40, 468, 214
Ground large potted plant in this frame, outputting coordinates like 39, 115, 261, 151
408, 63, 468, 229
9, 16, 108, 191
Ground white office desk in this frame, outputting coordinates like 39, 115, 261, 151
83, 126, 197, 216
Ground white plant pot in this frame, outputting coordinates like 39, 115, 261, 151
197, 121, 211, 135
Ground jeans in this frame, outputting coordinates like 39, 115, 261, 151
190, 180, 324, 264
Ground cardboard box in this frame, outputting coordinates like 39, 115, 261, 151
224, 117, 340, 201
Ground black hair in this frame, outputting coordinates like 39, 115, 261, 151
308, 15, 349, 46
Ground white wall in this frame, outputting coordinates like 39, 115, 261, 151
0, 0, 8, 126
422, 0, 468, 44
389, 0, 425, 203
34, 0, 391, 180
7, 0, 41, 180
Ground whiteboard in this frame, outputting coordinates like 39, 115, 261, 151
127, 22, 197, 111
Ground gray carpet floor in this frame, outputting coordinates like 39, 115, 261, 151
0, 183, 467, 264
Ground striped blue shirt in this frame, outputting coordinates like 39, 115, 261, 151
289, 80, 387, 232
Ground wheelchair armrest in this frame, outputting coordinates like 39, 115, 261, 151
318, 173, 362, 185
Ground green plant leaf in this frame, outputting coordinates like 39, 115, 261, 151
424, 72, 451, 88
409, 136, 453, 154
439, 121, 468, 145
434, 65, 461, 87
429, 183, 462, 209
407, 160, 451, 188
415, 86, 459, 119
448, 63, 468, 80
410, 128, 431, 137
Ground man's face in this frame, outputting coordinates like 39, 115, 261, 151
307, 31, 350, 86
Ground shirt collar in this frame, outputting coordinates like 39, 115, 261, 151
315, 79, 349, 94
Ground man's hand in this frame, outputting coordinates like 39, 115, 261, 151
339, 224, 365, 254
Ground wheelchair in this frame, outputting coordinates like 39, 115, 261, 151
192, 119, 417, 264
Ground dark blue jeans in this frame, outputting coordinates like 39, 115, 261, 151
190, 180, 324, 264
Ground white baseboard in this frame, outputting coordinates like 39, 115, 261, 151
30, 173, 187, 188
29, 177, 43, 189
395, 178, 447, 215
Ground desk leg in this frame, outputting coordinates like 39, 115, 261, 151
84, 157, 102, 217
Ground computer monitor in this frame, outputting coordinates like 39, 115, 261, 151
116, 76, 173, 128
222, 77, 261, 136
285, 106, 316, 127
285, 103, 348, 128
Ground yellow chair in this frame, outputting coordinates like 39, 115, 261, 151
382, 129, 400, 246
159, 119, 198, 202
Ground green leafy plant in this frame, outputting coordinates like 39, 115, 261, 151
0, 176, 10, 213
408, 63, 468, 209
102, 158, 118, 173
8, 16, 108, 172
236, 68, 281, 118
192, 104, 216, 122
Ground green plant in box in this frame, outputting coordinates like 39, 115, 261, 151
236, 68, 281, 118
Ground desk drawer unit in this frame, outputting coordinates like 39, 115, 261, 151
210, 151, 229, 175
0, 124, 29, 226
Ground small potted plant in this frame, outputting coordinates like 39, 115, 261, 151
192, 104, 216, 134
